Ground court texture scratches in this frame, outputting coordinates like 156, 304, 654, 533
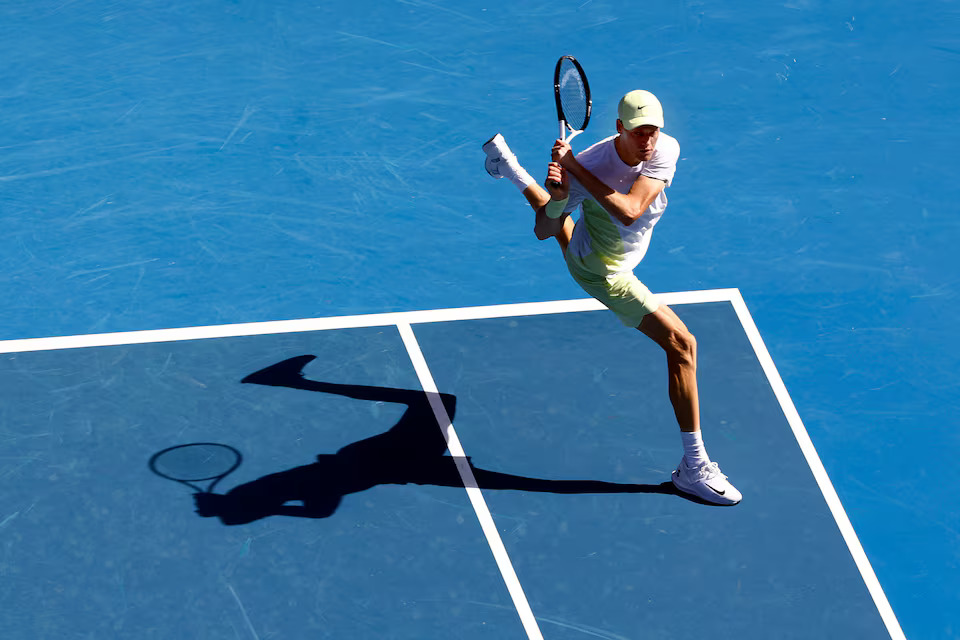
1, 1, 958, 639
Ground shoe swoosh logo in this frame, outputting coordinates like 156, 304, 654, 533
707, 484, 725, 496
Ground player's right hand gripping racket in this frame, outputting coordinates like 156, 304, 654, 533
554, 55, 592, 144
550, 55, 592, 187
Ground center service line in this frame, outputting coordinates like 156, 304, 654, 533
396, 322, 544, 640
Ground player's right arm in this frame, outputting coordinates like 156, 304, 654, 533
553, 138, 661, 225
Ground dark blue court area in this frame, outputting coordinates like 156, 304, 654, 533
0, 300, 886, 638
2, 0, 959, 638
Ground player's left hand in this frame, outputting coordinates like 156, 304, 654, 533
545, 161, 569, 198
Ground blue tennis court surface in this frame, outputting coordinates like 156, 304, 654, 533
3, 0, 959, 638
0, 295, 890, 638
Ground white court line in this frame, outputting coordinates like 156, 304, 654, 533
0, 287, 905, 638
397, 323, 544, 640
0, 288, 738, 354
728, 290, 906, 640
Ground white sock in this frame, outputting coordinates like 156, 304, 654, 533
503, 158, 535, 191
681, 430, 710, 468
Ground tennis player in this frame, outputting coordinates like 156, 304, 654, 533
482, 90, 741, 505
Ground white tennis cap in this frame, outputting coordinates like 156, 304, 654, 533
618, 90, 664, 129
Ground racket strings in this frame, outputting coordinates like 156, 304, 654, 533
557, 63, 588, 130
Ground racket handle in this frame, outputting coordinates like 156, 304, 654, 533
552, 120, 566, 187
551, 120, 572, 187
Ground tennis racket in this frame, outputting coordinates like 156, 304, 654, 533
149, 442, 242, 494
550, 55, 591, 187
554, 55, 591, 143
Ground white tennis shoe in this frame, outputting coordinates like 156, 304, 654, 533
672, 458, 742, 506
482, 133, 516, 179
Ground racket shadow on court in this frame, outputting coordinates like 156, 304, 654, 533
149, 355, 708, 526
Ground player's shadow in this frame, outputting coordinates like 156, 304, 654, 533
190, 355, 696, 526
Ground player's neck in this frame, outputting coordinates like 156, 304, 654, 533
613, 135, 638, 167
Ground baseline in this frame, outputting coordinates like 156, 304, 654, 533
0, 289, 736, 354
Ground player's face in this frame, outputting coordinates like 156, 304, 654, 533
616, 121, 659, 165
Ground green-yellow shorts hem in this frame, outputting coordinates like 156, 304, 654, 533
565, 251, 660, 328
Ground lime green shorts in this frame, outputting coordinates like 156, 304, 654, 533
565, 251, 660, 328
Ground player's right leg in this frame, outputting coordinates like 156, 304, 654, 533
564, 261, 742, 506
637, 305, 699, 432
483, 133, 573, 252
638, 305, 742, 505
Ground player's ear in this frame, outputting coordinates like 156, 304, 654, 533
616, 119, 624, 134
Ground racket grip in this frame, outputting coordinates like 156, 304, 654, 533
551, 120, 567, 187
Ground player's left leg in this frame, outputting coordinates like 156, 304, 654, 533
530, 196, 574, 253
483, 133, 573, 252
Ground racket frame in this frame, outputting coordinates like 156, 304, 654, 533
149, 442, 243, 494
553, 55, 592, 143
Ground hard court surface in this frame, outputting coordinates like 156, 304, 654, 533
1, 2, 957, 638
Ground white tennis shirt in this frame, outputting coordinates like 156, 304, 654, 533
563, 132, 680, 275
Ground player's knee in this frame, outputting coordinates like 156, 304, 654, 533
534, 211, 562, 241
667, 328, 697, 367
